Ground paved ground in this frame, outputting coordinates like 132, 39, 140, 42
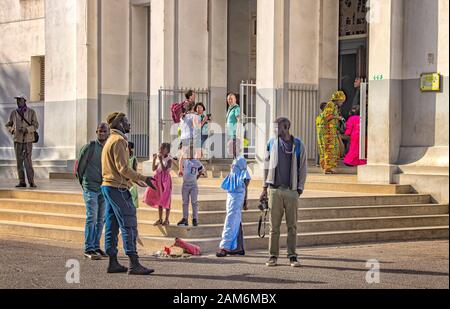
0, 236, 447, 289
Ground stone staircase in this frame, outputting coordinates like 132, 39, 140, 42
0, 183, 448, 254
1, 159, 73, 180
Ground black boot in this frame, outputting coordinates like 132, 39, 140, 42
128, 255, 154, 275
107, 255, 128, 273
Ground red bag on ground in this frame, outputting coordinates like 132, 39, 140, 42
174, 238, 201, 256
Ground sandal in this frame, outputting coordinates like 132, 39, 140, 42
153, 219, 163, 226
324, 169, 337, 175
162, 219, 170, 226
216, 249, 230, 258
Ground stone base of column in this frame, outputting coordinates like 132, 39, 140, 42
357, 164, 400, 184
141, 160, 155, 177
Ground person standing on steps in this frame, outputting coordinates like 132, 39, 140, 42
226, 93, 241, 159
216, 156, 251, 257
102, 112, 157, 275
5, 94, 39, 188
260, 117, 307, 268
76, 123, 110, 260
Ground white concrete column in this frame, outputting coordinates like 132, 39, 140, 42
208, 0, 228, 128
99, 0, 130, 120
255, 0, 322, 173
130, 4, 149, 99
319, 0, 339, 103
44, 0, 78, 159
254, 0, 284, 174
435, 0, 449, 149
76, 0, 99, 152
358, 0, 404, 183
148, 0, 176, 159
177, 0, 208, 88
44, 0, 98, 159
286, 0, 320, 87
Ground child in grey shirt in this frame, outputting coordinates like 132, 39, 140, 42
177, 157, 204, 227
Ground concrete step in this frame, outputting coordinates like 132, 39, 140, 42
139, 226, 450, 253
1, 198, 447, 224
0, 160, 68, 167
137, 215, 449, 237
49, 172, 76, 180
2, 206, 446, 238
0, 195, 437, 223
0, 219, 447, 254
307, 166, 357, 175
0, 192, 434, 215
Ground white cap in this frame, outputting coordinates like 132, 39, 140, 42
14, 94, 28, 101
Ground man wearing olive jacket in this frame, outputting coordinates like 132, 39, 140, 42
102, 112, 156, 275
5, 94, 39, 188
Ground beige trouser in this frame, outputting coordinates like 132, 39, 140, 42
268, 187, 299, 258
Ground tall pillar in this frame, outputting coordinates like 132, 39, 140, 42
254, 0, 284, 175
255, 0, 322, 174
208, 0, 228, 128
358, 0, 404, 183
149, 0, 176, 157
435, 0, 449, 150
76, 0, 99, 151
130, 4, 149, 100
44, 0, 98, 159
147, 0, 227, 162
319, 0, 339, 103
99, 0, 130, 120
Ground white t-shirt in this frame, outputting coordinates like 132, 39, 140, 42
180, 113, 200, 140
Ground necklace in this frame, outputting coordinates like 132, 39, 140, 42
279, 137, 294, 154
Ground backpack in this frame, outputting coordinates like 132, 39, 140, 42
171, 101, 185, 123
74, 141, 96, 185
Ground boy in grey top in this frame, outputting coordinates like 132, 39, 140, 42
177, 152, 204, 227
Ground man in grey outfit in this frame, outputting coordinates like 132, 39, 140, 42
260, 117, 307, 267
5, 94, 39, 188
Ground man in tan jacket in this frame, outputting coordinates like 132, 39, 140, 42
5, 94, 39, 188
101, 112, 156, 275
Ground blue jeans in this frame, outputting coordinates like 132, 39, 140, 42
101, 186, 138, 257
83, 190, 106, 252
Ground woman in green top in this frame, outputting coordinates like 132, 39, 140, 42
226, 93, 241, 158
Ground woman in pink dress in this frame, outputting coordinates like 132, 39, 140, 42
143, 143, 173, 226
343, 105, 367, 166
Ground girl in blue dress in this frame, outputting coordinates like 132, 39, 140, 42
216, 156, 251, 257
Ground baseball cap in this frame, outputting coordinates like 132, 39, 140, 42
14, 94, 28, 101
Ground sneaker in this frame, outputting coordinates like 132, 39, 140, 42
15, 183, 26, 188
177, 218, 189, 226
192, 219, 198, 227
84, 250, 102, 260
290, 256, 301, 267
266, 256, 277, 267
95, 249, 108, 258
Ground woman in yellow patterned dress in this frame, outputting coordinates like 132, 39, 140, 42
317, 91, 346, 174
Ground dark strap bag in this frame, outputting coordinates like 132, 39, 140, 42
258, 209, 268, 239
17, 111, 39, 143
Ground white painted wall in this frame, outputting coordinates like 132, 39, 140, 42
177, 0, 209, 88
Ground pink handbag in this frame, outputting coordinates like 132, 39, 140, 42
174, 238, 201, 255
